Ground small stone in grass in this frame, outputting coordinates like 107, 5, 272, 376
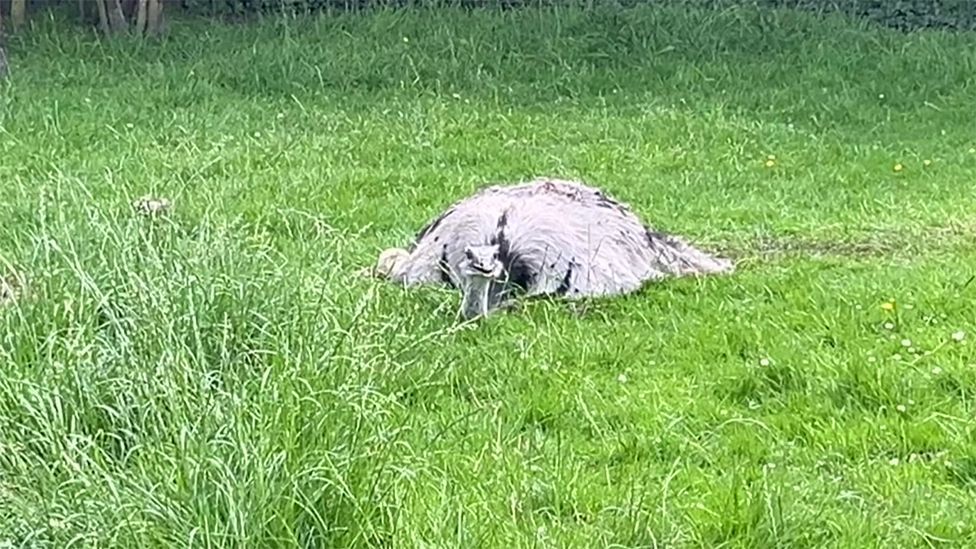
132, 196, 172, 216
0, 270, 27, 307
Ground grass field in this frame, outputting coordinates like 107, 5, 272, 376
2, 3, 976, 547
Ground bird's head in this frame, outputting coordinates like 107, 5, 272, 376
459, 244, 504, 280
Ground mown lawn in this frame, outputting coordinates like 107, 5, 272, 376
1, 4, 976, 547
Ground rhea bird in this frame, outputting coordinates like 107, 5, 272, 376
370, 177, 734, 319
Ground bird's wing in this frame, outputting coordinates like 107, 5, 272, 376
516, 180, 733, 293
498, 192, 656, 298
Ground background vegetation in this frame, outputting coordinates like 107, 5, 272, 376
1, 0, 975, 36
1, 0, 975, 547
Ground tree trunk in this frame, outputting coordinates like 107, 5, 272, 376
146, 0, 164, 36
135, 0, 148, 35
94, 0, 130, 35
11, 0, 27, 28
107, 0, 129, 34
95, 0, 111, 34
0, 7, 7, 80
93, 0, 162, 38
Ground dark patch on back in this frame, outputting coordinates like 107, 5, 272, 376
556, 263, 574, 295
506, 256, 535, 292
438, 246, 454, 287
645, 227, 664, 242
594, 194, 630, 215
411, 207, 454, 250
492, 227, 512, 261
644, 226, 677, 247
496, 210, 509, 231
490, 226, 534, 293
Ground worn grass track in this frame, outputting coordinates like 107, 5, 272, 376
1, 4, 976, 547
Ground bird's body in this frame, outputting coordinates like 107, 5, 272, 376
374, 177, 733, 319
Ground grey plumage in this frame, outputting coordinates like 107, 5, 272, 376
374, 177, 733, 319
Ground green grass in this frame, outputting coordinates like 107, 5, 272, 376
2, 3, 976, 547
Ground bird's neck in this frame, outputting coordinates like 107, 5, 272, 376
461, 275, 494, 319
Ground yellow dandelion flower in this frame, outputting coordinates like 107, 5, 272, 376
765, 159, 775, 168
881, 302, 895, 311
893, 163, 903, 172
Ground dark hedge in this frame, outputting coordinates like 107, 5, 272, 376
13, 0, 975, 32
172, 0, 975, 31
757, 0, 975, 31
